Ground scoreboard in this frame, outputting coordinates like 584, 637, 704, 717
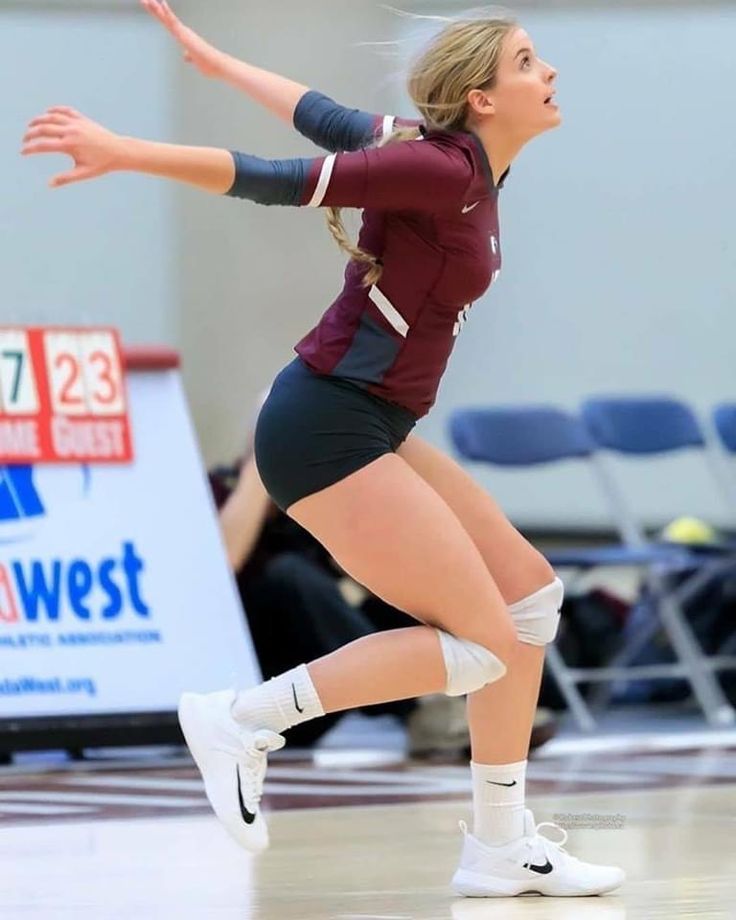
0, 327, 132, 464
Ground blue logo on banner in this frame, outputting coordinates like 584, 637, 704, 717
0, 464, 92, 546
0, 466, 45, 521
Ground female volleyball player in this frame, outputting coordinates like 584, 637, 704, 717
21, 0, 625, 897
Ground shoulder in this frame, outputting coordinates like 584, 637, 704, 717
420, 129, 495, 199
413, 130, 483, 184
420, 128, 478, 158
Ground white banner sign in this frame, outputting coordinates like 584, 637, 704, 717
0, 364, 261, 718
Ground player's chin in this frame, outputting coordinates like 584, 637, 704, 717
547, 103, 563, 125
536, 107, 563, 133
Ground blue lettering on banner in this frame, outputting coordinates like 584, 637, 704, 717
0, 675, 97, 697
1, 541, 150, 623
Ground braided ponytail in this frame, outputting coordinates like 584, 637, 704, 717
324, 125, 422, 288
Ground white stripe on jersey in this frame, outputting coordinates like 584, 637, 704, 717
382, 115, 396, 138
368, 285, 409, 338
306, 154, 337, 207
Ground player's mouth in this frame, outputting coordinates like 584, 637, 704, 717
544, 92, 558, 109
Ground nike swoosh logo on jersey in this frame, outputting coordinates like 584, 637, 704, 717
523, 859, 554, 875
236, 765, 256, 824
461, 201, 480, 213
486, 779, 517, 787
292, 683, 304, 713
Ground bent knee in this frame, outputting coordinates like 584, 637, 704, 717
509, 576, 563, 647
436, 627, 514, 696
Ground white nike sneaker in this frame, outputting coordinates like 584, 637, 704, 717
451, 809, 625, 897
178, 689, 285, 853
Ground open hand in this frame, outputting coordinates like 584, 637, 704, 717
140, 0, 225, 79
21, 107, 124, 188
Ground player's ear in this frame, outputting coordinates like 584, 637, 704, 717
466, 88, 495, 119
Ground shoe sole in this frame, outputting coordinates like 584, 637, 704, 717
452, 867, 624, 897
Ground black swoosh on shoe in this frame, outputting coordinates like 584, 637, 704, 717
524, 859, 553, 875
236, 765, 256, 825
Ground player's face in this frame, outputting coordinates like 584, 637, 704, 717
480, 27, 561, 138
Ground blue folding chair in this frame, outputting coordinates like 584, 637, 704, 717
712, 403, 736, 519
449, 405, 736, 731
579, 396, 736, 714
582, 396, 736, 539
713, 404, 736, 454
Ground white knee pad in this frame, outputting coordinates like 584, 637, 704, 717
435, 628, 508, 696
509, 576, 564, 646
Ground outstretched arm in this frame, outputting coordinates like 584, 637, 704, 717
227, 139, 472, 211
293, 91, 423, 153
140, 0, 421, 152
21, 106, 235, 193
21, 106, 471, 211
141, 0, 309, 125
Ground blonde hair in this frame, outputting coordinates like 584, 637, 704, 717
325, 13, 517, 288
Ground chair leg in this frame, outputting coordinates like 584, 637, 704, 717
587, 609, 661, 712
589, 557, 736, 714
545, 643, 597, 732
648, 570, 736, 727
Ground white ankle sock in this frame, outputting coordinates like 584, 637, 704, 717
471, 758, 527, 846
231, 663, 325, 734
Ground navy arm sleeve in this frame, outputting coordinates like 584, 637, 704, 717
292, 89, 423, 152
226, 151, 312, 205
225, 138, 474, 211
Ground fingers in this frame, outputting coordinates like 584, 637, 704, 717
139, 0, 165, 25
26, 115, 70, 130
140, 0, 190, 47
159, 0, 179, 22
21, 108, 83, 154
140, 0, 178, 30
48, 106, 81, 118
23, 125, 67, 143
21, 118, 72, 154
25, 106, 78, 126
21, 139, 70, 157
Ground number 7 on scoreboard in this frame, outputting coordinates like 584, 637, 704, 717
0, 330, 40, 415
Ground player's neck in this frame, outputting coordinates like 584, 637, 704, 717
467, 125, 525, 188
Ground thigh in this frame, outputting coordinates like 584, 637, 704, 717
286, 453, 517, 661
396, 433, 554, 603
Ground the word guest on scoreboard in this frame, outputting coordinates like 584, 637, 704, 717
0, 327, 133, 464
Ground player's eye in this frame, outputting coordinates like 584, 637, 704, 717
521, 55, 532, 69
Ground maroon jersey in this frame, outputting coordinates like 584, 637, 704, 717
292, 98, 505, 418
227, 92, 507, 418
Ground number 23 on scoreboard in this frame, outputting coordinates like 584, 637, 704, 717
44, 331, 126, 416
0, 329, 126, 418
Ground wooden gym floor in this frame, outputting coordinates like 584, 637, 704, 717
0, 725, 734, 919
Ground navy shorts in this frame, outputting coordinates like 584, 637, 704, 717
254, 356, 418, 512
